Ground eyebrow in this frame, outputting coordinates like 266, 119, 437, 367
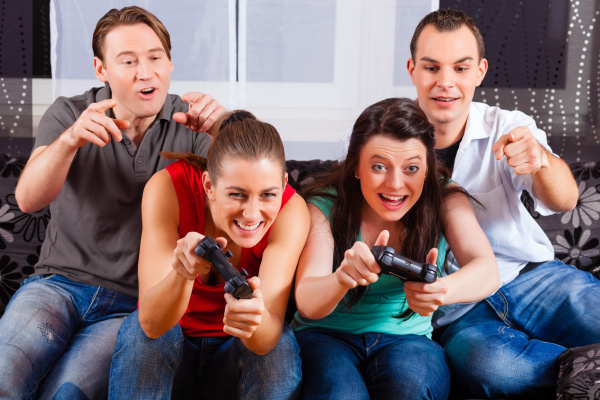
225, 186, 281, 192
420, 56, 474, 64
115, 47, 166, 58
370, 154, 423, 162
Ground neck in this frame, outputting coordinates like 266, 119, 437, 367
111, 105, 158, 147
432, 117, 467, 149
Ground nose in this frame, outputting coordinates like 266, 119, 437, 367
437, 66, 455, 89
136, 60, 151, 80
242, 198, 260, 221
387, 169, 405, 190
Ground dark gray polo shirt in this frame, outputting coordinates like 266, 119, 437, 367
33, 85, 212, 297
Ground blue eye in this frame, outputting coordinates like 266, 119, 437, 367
372, 163, 386, 172
407, 165, 419, 173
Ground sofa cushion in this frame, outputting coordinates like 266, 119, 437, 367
521, 161, 600, 279
556, 343, 600, 399
0, 154, 50, 315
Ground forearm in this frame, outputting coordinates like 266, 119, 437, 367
16, 132, 78, 213
440, 256, 500, 305
532, 146, 578, 212
138, 270, 195, 339
295, 273, 349, 320
241, 308, 284, 355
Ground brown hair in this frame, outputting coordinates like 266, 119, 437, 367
410, 9, 485, 61
92, 6, 172, 61
301, 98, 468, 318
162, 110, 286, 185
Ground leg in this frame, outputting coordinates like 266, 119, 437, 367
38, 317, 126, 400
295, 327, 370, 400
199, 323, 303, 400
491, 261, 600, 346
440, 300, 562, 399
108, 310, 199, 400
365, 334, 450, 400
0, 275, 79, 399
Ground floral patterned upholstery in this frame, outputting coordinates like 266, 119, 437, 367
0, 156, 599, 316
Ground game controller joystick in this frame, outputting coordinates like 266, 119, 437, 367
371, 246, 438, 283
195, 235, 254, 299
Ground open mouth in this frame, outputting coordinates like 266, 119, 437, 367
140, 87, 155, 95
234, 220, 262, 231
432, 97, 458, 102
379, 193, 406, 205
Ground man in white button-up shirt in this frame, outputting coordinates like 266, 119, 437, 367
407, 9, 600, 399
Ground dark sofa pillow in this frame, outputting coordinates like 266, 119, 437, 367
521, 161, 600, 279
0, 154, 49, 316
556, 343, 600, 400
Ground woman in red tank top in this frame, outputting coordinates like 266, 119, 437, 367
109, 110, 310, 399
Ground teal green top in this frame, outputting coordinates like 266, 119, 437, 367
292, 193, 447, 338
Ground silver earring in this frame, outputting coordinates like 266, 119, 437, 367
355, 174, 359, 179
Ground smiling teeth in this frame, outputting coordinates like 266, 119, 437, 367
381, 194, 405, 202
435, 98, 456, 102
141, 88, 154, 93
236, 221, 260, 231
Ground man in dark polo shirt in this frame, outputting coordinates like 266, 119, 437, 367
0, 6, 225, 399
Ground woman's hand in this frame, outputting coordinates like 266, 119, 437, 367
403, 247, 448, 316
223, 277, 264, 338
171, 232, 228, 282
334, 230, 389, 289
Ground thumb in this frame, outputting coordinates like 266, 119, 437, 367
215, 236, 228, 250
425, 247, 438, 266
173, 112, 189, 125
247, 276, 260, 291
374, 230, 390, 247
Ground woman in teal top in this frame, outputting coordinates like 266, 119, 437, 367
293, 98, 500, 400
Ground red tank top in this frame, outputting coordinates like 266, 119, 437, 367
166, 159, 295, 337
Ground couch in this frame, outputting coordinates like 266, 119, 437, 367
1, 153, 599, 398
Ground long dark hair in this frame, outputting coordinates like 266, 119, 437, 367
161, 110, 286, 185
302, 97, 465, 315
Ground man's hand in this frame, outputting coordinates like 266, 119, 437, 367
66, 99, 129, 149
173, 92, 225, 136
492, 126, 549, 175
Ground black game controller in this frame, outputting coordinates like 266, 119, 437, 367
194, 236, 254, 299
371, 246, 438, 283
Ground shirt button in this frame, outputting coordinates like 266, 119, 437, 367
123, 139, 131, 145
136, 157, 143, 164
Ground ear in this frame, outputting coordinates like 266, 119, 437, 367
407, 58, 416, 85
94, 57, 108, 83
283, 171, 288, 188
476, 58, 488, 86
202, 171, 216, 201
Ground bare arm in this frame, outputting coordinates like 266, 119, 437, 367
404, 191, 500, 315
294, 203, 386, 320
15, 99, 128, 213
137, 170, 215, 338
492, 126, 578, 212
226, 193, 310, 355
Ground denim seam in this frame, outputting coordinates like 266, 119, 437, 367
485, 290, 514, 328
365, 334, 381, 354
81, 286, 102, 321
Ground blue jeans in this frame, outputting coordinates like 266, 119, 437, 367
0, 274, 137, 400
440, 260, 600, 398
295, 327, 450, 400
108, 310, 302, 399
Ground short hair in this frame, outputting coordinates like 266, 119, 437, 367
410, 9, 485, 61
92, 6, 172, 62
